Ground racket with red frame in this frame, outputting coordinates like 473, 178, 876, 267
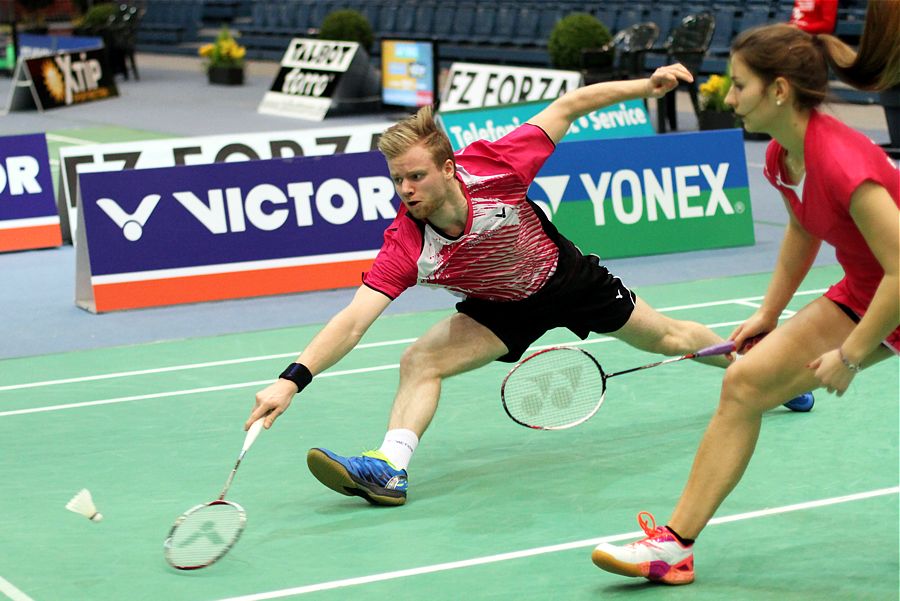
501, 341, 735, 430
164, 419, 264, 570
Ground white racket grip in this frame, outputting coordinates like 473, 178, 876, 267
242, 418, 264, 452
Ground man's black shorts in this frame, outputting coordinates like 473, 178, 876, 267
456, 254, 636, 363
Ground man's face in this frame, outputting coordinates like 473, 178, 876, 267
387, 143, 455, 221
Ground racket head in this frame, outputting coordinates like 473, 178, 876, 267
164, 500, 246, 570
501, 346, 607, 430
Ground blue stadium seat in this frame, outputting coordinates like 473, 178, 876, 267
494, 4, 519, 45
615, 7, 645, 33
448, 3, 477, 43
535, 5, 565, 47
469, 5, 498, 44
432, 4, 456, 41
645, 4, 676, 48
737, 5, 772, 32
413, 2, 437, 39
707, 7, 737, 56
512, 5, 540, 46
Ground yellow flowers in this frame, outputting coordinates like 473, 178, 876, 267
699, 73, 732, 112
198, 27, 246, 69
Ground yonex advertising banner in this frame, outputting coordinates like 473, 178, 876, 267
527, 129, 754, 258
75, 151, 397, 312
438, 99, 654, 150
58, 121, 393, 243
0, 133, 62, 252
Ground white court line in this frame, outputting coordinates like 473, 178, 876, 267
0, 364, 399, 418
44, 133, 97, 145
0, 338, 417, 393
0, 290, 827, 392
212, 486, 899, 601
0, 318, 754, 418
0, 576, 35, 601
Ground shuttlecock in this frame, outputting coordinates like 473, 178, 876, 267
66, 488, 103, 522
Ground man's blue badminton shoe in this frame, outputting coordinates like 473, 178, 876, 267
307, 448, 408, 506
783, 392, 815, 412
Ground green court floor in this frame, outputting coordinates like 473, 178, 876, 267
0, 266, 897, 601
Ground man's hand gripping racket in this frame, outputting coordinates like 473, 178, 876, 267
164, 419, 264, 570
501, 341, 735, 430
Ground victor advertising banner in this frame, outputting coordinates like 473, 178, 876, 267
0, 133, 61, 252
75, 151, 397, 312
58, 122, 393, 242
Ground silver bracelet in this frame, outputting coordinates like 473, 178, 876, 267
838, 348, 861, 373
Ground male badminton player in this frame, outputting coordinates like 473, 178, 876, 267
245, 64, 813, 507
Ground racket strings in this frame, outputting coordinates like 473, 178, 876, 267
165, 502, 245, 569
503, 348, 605, 428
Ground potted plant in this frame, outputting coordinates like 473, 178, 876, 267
698, 73, 737, 130
318, 9, 374, 53
548, 12, 612, 73
199, 27, 246, 86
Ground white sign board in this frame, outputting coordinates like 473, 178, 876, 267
440, 62, 583, 112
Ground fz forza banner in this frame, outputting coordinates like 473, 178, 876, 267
258, 38, 378, 120
57, 122, 392, 243
526, 129, 754, 258
440, 62, 583, 112
75, 151, 397, 312
0, 133, 61, 252
7, 47, 117, 111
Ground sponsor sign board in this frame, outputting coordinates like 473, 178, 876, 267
0, 133, 62, 252
437, 98, 654, 150
440, 62, 583, 112
258, 38, 379, 121
527, 129, 754, 258
75, 151, 398, 312
6, 47, 117, 112
57, 122, 393, 242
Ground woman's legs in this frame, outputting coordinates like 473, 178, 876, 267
669, 297, 885, 538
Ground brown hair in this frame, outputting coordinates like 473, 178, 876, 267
820, 0, 900, 91
377, 105, 455, 168
732, 2, 900, 108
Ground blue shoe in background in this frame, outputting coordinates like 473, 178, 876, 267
783, 392, 815, 412
307, 448, 408, 506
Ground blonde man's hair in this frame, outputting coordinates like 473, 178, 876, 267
377, 105, 455, 168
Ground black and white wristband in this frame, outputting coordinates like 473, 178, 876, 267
279, 362, 313, 392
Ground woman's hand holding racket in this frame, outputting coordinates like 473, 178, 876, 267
501, 341, 735, 430
730, 310, 779, 353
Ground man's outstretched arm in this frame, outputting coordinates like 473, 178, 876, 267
527, 64, 694, 143
245, 285, 393, 429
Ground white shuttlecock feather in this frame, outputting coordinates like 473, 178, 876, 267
66, 489, 103, 522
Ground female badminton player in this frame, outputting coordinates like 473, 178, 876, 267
591, 9, 900, 585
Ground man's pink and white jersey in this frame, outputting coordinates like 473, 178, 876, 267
363, 124, 562, 301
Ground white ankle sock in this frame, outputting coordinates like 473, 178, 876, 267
378, 429, 419, 470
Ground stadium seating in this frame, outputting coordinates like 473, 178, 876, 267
133, 0, 871, 81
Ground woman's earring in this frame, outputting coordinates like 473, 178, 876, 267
776, 99, 783, 106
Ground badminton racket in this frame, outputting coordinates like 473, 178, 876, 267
164, 419, 264, 570
501, 341, 735, 430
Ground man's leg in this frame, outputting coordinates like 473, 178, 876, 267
307, 313, 507, 505
611, 297, 731, 368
